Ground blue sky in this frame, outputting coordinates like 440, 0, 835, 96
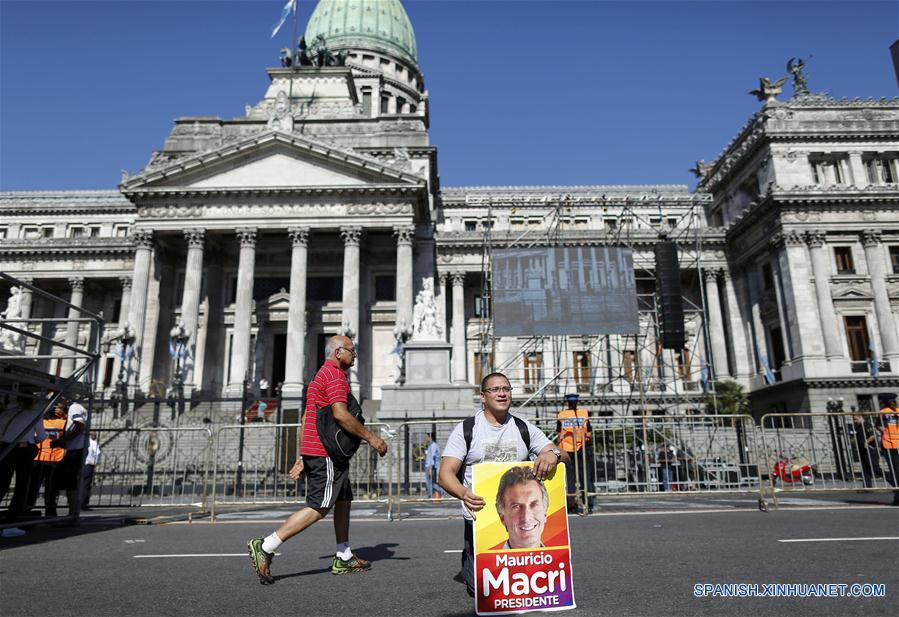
0, 0, 896, 191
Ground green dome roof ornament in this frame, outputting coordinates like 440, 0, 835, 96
305, 0, 418, 66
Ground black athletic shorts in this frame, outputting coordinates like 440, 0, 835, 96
59, 449, 85, 491
303, 456, 352, 509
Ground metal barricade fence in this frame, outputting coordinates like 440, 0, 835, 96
89, 426, 213, 508
759, 412, 899, 509
209, 422, 393, 520
389, 414, 763, 518
389, 419, 467, 519
532, 414, 762, 505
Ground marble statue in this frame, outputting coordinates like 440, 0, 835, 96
412, 278, 442, 340
0, 287, 23, 351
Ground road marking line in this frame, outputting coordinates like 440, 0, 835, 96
443, 549, 463, 553
133, 553, 282, 558
778, 537, 899, 543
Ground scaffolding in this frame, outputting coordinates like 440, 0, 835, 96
465, 190, 719, 420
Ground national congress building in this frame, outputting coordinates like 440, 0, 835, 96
2, 0, 898, 418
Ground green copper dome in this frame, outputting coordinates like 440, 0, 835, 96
305, 0, 418, 66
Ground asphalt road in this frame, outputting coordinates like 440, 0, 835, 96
1, 506, 897, 617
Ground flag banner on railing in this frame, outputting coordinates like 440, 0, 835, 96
473, 462, 576, 615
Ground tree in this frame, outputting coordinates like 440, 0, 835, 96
703, 380, 749, 424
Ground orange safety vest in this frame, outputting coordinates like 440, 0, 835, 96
35, 418, 66, 463
557, 408, 590, 453
880, 407, 899, 450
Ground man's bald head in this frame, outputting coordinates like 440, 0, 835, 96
326, 335, 356, 369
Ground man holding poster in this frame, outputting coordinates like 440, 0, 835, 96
438, 372, 570, 606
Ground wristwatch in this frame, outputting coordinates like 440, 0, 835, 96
550, 448, 562, 460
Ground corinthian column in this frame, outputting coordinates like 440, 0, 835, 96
394, 225, 414, 333
704, 269, 730, 379
227, 228, 257, 395
438, 272, 449, 343
863, 231, 899, 360
341, 226, 362, 394
282, 227, 309, 400
806, 231, 842, 358
451, 272, 467, 383
127, 230, 154, 387
61, 276, 85, 378
721, 270, 751, 379
180, 229, 205, 388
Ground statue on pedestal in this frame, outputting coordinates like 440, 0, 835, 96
412, 278, 442, 341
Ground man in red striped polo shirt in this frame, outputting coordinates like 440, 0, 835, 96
248, 335, 388, 584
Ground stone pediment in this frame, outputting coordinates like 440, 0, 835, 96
121, 131, 424, 192
831, 283, 873, 301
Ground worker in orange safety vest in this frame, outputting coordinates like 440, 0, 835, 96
878, 395, 899, 506
556, 393, 594, 514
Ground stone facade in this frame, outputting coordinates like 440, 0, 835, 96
1, 2, 898, 418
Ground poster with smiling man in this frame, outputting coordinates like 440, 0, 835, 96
472, 461, 576, 615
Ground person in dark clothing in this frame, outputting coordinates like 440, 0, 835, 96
851, 414, 882, 488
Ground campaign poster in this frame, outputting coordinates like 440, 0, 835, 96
472, 462, 576, 615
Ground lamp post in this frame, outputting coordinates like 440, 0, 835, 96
169, 321, 190, 418
112, 325, 136, 418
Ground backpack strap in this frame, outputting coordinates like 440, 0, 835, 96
456, 416, 476, 484
513, 415, 532, 454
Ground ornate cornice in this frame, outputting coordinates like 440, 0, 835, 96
0, 190, 134, 216
236, 228, 258, 248
287, 226, 310, 248
0, 237, 134, 256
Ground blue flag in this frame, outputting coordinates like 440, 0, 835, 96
760, 356, 776, 385
271, 0, 296, 38
869, 338, 880, 377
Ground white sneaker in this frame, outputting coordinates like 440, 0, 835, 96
1, 527, 26, 537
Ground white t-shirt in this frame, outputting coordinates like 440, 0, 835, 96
65, 402, 88, 450
442, 410, 550, 520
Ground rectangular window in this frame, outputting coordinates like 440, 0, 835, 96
890, 247, 899, 274
102, 358, 114, 388
605, 218, 618, 231
473, 352, 493, 387
510, 219, 525, 230
374, 274, 396, 302
0, 227, 6, 239
396, 96, 406, 113
42, 227, 54, 238
572, 351, 591, 384
90, 226, 101, 237
464, 221, 477, 232
114, 225, 129, 237
473, 294, 489, 318
361, 88, 372, 116
844, 316, 871, 362
380, 96, 390, 114
864, 156, 897, 184
307, 277, 343, 302
623, 350, 636, 382
667, 217, 678, 229
523, 352, 543, 386
761, 263, 774, 290
70, 226, 84, 238
834, 246, 855, 274
22, 227, 39, 239
810, 156, 847, 185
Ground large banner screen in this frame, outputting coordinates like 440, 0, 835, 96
492, 246, 639, 336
